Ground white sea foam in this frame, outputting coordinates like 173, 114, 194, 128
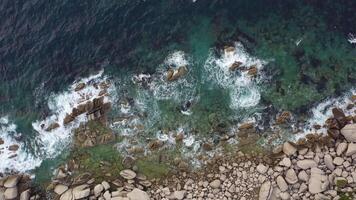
32, 70, 114, 160
204, 42, 267, 109
348, 33, 356, 44
0, 70, 115, 173
0, 116, 41, 172
146, 51, 196, 102
295, 89, 356, 140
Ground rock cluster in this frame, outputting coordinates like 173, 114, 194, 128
49, 168, 151, 200
0, 174, 38, 200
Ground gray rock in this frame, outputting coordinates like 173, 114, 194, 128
127, 188, 150, 200
4, 187, 18, 199
94, 184, 104, 197
345, 143, 356, 156
60, 189, 73, 200
285, 169, 298, 184
297, 159, 317, 169
72, 185, 90, 200
119, 169, 137, 180
279, 157, 291, 167
54, 184, 68, 195
173, 191, 186, 200
258, 181, 272, 200
298, 170, 309, 182
209, 180, 221, 189
283, 142, 297, 156
333, 157, 344, 165
336, 143, 347, 156
280, 192, 290, 200
20, 190, 30, 200
308, 167, 325, 194
276, 176, 288, 192
101, 181, 110, 190
4, 176, 19, 188
257, 164, 268, 174
324, 154, 335, 171
341, 124, 356, 142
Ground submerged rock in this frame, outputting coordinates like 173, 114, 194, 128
229, 61, 242, 71
45, 122, 60, 131
74, 83, 85, 91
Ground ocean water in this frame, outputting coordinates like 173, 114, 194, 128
0, 0, 355, 176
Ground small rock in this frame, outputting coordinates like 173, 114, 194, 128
173, 191, 186, 200
298, 170, 309, 182
309, 167, 325, 194
101, 181, 110, 190
333, 157, 344, 165
324, 154, 335, 171
257, 164, 268, 174
297, 159, 317, 169
285, 169, 298, 184
209, 180, 221, 189
119, 169, 137, 180
279, 157, 291, 167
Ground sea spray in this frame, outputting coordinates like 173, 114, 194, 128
0, 116, 41, 172
203, 42, 267, 109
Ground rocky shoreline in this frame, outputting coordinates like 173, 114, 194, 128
1, 105, 356, 199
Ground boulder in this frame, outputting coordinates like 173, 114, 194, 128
247, 65, 258, 76
4, 175, 19, 188
224, 46, 235, 53
298, 170, 309, 182
308, 168, 325, 194
258, 181, 272, 200
341, 124, 356, 142
119, 169, 136, 180
285, 169, 298, 184
54, 184, 68, 195
346, 143, 356, 156
166, 69, 174, 81
60, 189, 73, 200
72, 185, 90, 200
94, 184, 104, 197
0, 137, 4, 145
4, 187, 18, 199
127, 188, 150, 200
276, 176, 288, 192
101, 181, 110, 190
282, 142, 296, 156
19, 190, 30, 200
297, 159, 317, 169
336, 143, 347, 156
324, 154, 335, 171
173, 191, 186, 200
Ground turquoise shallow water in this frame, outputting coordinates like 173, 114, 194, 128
0, 0, 355, 178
